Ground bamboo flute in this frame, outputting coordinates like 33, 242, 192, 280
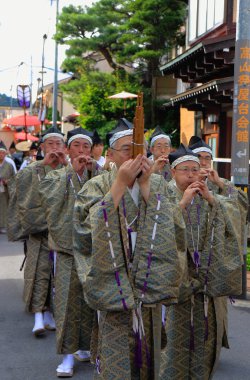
132, 92, 144, 158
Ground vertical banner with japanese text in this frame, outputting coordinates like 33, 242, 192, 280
231, 0, 250, 185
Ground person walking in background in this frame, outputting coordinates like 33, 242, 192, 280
18, 140, 39, 170
0, 141, 15, 233
8, 141, 22, 171
40, 127, 102, 378
91, 130, 105, 167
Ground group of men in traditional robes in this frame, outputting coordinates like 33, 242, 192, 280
6, 119, 248, 380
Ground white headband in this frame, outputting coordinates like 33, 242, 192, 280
150, 134, 171, 147
42, 132, 64, 142
192, 147, 213, 156
171, 155, 200, 168
109, 129, 133, 147
0, 148, 7, 152
67, 134, 92, 146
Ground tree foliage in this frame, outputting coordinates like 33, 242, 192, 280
55, 0, 187, 135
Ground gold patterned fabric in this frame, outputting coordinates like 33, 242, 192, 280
23, 232, 51, 312
55, 252, 93, 354
14, 160, 62, 312
155, 162, 172, 182
73, 169, 186, 379
160, 180, 247, 380
0, 160, 15, 228
40, 163, 102, 354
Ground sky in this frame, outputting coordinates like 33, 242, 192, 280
0, 0, 93, 102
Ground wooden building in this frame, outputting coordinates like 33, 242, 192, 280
160, 0, 237, 178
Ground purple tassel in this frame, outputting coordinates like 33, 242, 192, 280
121, 298, 128, 311
147, 252, 152, 268
134, 331, 142, 369
49, 250, 54, 262
102, 208, 108, 223
204, 315, 209, 341
194, 250, 200, 268
115, 270, 121, 287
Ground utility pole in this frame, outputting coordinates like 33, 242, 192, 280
231, 0, 250, 299
38, 34, 47, 132
52, 0, 59, 129
30, 56, 33, 114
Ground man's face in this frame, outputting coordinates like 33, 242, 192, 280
67, 138, 92, 162
197, 151, 212, 169
41, 137, 65, 155
172, 160, 200, 191
109, 135, 133, 168
0, 150, 7, 162
150, 137, 171, 160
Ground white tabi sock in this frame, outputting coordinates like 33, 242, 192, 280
57, 354, 74, 371
32, 312, 45, 333
74, 350, 91, 362
43, 311, 56, 330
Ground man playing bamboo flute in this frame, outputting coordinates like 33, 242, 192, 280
188, 136, 248, 360
73, 122, 186, 380
149, 126, 172, 182
160, 144, 247, 380
40, 127, 102, 378
14, 127, 66, 336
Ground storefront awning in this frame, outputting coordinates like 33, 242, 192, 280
163, 77, 233, 111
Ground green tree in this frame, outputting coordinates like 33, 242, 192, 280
59, 68, 139, 137
55, 0, 186, 130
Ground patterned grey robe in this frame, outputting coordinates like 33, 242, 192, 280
40, 162, 102, 354
73, 168, 186, 379
13, 160, 62, 312
160, 180, 248, 380
0, 159, 15, 228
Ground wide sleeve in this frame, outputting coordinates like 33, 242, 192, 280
203, 195, 244, 297
16, 163, 47, 235
39, 167, 75, 254
7, 171, 27, 241
73, 174, 136, 312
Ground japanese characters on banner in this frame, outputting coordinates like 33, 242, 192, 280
231, 40, 250, 184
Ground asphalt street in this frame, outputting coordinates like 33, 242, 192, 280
0, 232, 250, 380
0, 233, 93, 380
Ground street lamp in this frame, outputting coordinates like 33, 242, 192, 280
38, 34, 48, 132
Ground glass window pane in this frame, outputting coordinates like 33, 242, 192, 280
214, 0, 225, 24
208, 137, 217, 157
198, 0, 208, 36
189, 0, 198, 40
207, 0, 215, 30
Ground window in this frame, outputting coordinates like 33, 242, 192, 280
208, 136, 217, 158
189, 0, 225, 42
